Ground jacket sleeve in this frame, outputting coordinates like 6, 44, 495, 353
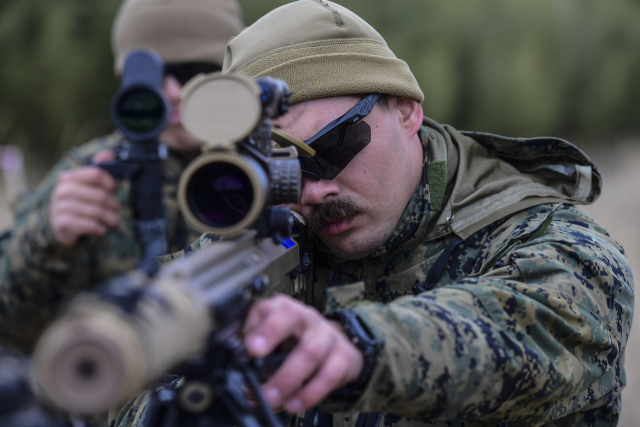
0, 139, 138, 353
0, 152, 88, 352
342, 205, 633, 424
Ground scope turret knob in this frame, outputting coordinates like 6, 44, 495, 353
270, 160, 301, 205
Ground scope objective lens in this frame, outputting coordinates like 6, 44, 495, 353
186, 163, 254, 228
115, 88, 165, 135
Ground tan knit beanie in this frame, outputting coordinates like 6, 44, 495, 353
223, 0, 423, 105
112, 0, 244, 74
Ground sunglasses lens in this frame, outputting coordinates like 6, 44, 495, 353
300, 120, 371, 180
165, 63, 222, 86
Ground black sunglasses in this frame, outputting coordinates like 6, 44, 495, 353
299, 93, 381, 180
164, 62, 222, 86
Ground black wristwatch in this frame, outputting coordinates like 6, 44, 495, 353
325, 310, 382, 401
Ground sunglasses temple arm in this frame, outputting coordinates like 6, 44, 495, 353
300, 168, 321, 181
304, 94, 380, 146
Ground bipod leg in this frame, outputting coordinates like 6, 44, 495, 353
141, 381, 179, 427
241, 365, 282, 427
216, 369, 262, 427
214, 336, 283, 427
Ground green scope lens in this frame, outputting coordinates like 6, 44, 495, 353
115, 88, 165, 135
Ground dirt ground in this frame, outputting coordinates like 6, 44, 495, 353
0, 143, 638, 424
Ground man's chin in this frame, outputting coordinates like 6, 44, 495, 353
318, 232, 376, 261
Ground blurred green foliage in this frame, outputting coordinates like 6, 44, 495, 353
1, 0, 640, 176
0, 0, 121, 172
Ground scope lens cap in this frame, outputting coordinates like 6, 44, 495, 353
181, 74, 263, 149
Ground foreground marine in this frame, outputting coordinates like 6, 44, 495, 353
173, 1, 631, 426
112, 1, 634, 426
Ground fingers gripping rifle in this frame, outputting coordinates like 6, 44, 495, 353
33, 74, 314, 427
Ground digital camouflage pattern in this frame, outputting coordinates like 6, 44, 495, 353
108, 377, 183, 427
310, 120, 634, 427
319, 203, 632, 427
0, 132, 201, 354
155, 233, 218, 264
325, 282, 365, 312
109, 390, 152, 427
111, 118, 633, 427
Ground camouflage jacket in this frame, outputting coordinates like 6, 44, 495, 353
310, 118, 634, 427
111, 118, 633, 427
0, 132, 201, 353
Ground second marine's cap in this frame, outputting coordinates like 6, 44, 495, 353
112, 0, 244, 74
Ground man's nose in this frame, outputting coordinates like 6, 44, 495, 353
162, 75, 182, 104
300, 175, 340, 205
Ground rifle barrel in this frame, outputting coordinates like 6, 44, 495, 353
33, 231, 299, 415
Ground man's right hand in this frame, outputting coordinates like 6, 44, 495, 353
49, 166, 120, 247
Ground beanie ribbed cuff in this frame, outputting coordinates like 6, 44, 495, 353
230, 38, 424, 105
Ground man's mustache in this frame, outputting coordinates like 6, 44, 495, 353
306, 198, 364, 235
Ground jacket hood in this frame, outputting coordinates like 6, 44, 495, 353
360, 116, 602, 262
433, 123, 601, 240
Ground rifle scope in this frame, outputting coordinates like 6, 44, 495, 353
178, 74, 302, 236
104, 49, 171, 276
111, 50, 170, 142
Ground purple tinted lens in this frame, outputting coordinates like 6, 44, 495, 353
187, 162, 253, 227
165, 62, 222, 86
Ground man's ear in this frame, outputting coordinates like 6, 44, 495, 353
395, 97, 424, 136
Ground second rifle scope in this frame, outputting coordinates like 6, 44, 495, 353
111, 50, 170, 142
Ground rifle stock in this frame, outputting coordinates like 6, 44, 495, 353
33, 230, 304, 416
